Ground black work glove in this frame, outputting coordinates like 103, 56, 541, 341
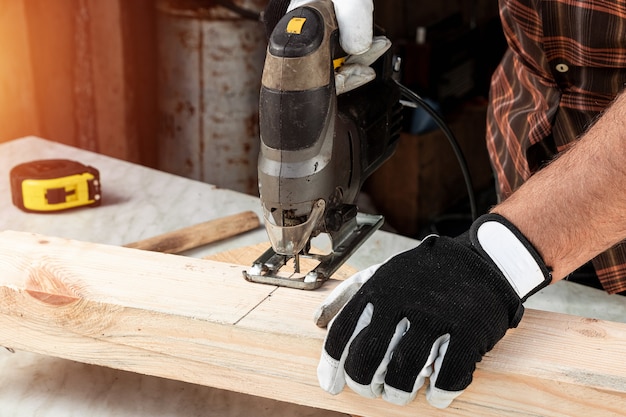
314, 213, 552, 408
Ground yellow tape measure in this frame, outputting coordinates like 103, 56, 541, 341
10, 159, 101, 213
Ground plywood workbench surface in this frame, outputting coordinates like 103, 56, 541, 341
1, 230, 625, 417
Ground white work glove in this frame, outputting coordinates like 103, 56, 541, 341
314, 213, 552, 408
286, 0, 391, 94
335, 36, 391, 94
288, 0, 373, 54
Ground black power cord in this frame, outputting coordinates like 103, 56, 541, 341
211, 0, 478, 222
396, 82, 478, 222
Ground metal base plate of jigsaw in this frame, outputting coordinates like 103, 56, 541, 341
243, 213, 384, 290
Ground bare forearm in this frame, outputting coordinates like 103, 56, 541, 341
492, 92, 626, 281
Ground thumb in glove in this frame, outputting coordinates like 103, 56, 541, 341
314, 261, 384, 328
313, 232, 427, 328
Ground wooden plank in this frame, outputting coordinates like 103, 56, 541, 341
0, 230, 625, 416
124, 211, 261, 254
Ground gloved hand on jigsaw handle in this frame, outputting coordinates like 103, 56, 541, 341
314, 213, 552, 408
262, 0, 391, 94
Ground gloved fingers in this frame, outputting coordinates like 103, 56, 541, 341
426, 338, 476, 408
341, 310, 413, 396
344, 317, 410, 398
318, 302, 374, 394
339, 314, 456, 406
314, 262, 382, 327
345, 36, 392, 67
331, 0, 373, 54
334, 36, 391, 95
381, 333, 450, 406
335, 64, 375, 95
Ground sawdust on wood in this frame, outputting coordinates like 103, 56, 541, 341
204, 242, 358, 280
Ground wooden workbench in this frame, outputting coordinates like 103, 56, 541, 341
1, 137, 625, 416
1, 230, 626, 416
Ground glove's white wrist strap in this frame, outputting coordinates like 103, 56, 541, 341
475, 218, 550, 300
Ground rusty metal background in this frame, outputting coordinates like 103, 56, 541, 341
157, 0, 267, 195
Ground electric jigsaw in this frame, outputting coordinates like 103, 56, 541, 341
243, 0, 402, 289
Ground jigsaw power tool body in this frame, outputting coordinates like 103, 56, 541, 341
244, 0, 402, 289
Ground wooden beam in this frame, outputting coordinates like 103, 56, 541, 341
0, 230, 625, 416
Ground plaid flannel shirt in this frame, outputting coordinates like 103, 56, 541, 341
486, 0, 626, 293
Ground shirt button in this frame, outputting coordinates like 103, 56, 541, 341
555, 63, 569, 73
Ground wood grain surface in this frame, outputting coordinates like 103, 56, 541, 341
124, 211, 261, 254
0, 230, 625, 417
